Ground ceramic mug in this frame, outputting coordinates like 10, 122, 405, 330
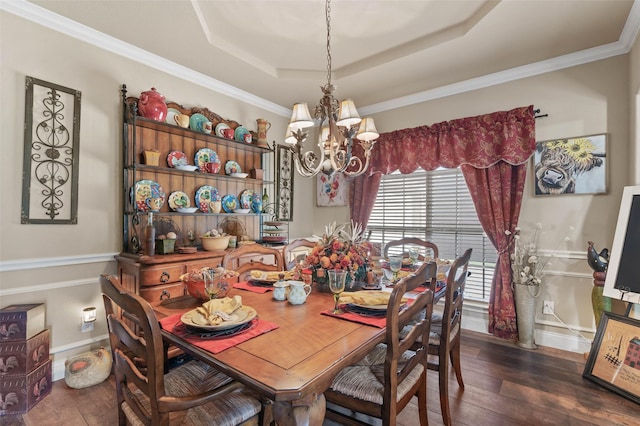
202, 121, 213, 134
273, 281, 290, 301
243, 133, 252, 144
145, 197, 163, 212
204, 161, 219, 174
209, 200, 222, 214
287, 281, 311, 305
174, 114, 190, 128
222, 128, 234, 139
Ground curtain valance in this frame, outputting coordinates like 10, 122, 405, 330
367, 105, 536, 175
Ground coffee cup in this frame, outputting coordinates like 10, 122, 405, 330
222, 128, 234, 139
145, 197, 163, 212
204, 161, 219, 174
243, 133, 252, 144
209, 200, 222, 214
202, 121, 213, 134
174, 114, 190, 128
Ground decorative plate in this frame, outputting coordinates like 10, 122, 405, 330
262, 235, 287, 243
194, 148, 221, 172
194, 185, 220, 213
225, 160, 241, 175
165, 107, 181, 126
239, 189, 255, 209
189, 113, 208, 132
167, 150, 188, 167
168, 191, 191, 210
132, 179, 166, 212
215, 122, 231, 138
180, 306, 257, 331
234, 126, 250, 142
221, 194, 240, 213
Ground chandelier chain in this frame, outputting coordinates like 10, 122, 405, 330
326, 0, 332, 87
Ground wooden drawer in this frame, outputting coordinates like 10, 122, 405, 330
140, 265, 184, 286
184, 257, 223, 272
139, 282, 185, 305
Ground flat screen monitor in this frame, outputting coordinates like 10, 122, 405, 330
603, 185, 640, 304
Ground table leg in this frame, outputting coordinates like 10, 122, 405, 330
272, 393, 325, 426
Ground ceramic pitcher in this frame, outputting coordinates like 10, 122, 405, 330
287, 281, 311, 305
256, 118, 271, 145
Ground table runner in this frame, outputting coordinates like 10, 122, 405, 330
159, 313, 279, 354
233, 281, 273, 293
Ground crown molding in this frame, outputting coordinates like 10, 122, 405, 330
3, 0, 639, 118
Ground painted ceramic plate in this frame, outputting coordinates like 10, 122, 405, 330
221, 194, 240, 213
132, 179, 166, 212
239, 189, 255, 209
180, 306, 257, 331
189, 113, 208, 132
165, 107, 181, 126
194, 148, 221, 173
167, 150, 188, 167
168, 191, 191, 210
234, 126, 250, 142
225, 160, 241, 175
194, 185, 220, 213
215, 122, 231, 138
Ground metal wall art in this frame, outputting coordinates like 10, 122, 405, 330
276, 144, 294, 220
21, 77, 81, 224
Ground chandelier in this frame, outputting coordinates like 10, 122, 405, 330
284, 0, 379, 178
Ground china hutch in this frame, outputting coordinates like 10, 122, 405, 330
115, 84, 283, 304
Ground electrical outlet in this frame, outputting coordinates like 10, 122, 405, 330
542, 300, 554, 315
81, 321, 94, 333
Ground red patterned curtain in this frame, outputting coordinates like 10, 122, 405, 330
350, 105, 535, 339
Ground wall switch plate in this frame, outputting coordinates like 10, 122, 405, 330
542, 301, 554, 315
81, 321, 94, 333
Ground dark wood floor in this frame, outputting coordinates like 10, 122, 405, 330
2, 330, 638, 425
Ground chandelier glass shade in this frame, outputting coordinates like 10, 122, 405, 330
284, 0, 379, 178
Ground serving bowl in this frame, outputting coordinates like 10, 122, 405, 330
177, 207, 198, 213
200, 235, 231, 251
230, 172, 249, 178
233, 208, 251, 214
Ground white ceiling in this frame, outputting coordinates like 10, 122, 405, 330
6, 0, 640, 116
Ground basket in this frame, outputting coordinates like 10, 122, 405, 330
143, 150, 160, 166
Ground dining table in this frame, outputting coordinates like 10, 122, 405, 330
154, 283, 390, 426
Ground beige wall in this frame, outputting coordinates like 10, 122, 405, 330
631, 28, 640, 185
1, 9, 637, 378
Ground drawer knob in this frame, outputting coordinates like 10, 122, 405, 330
160, 290, 171, 301
160, 271, 170, 283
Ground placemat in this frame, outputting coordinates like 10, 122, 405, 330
321, 307, 387, 328
159, 313, 279, 354
233, 281, 273, 293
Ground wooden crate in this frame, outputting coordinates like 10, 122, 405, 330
0, 359, 52, 415
0, 304, 45, 342
0, 329, 49, 377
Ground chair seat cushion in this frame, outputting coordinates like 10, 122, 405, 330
329, 343, 424, 405
124, 360, 261, 425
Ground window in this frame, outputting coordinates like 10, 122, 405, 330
366, 168, 497, 302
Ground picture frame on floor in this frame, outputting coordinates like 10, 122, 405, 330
583, 312, 640, 404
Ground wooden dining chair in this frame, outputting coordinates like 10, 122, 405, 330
282, 238, 316, 270
428, 248, 472, 426
100, 274, 264, 426
383, 237, 439, 260
221, 244, 284, 282
324, 262, 437, 426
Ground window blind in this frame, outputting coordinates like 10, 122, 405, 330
367, 168, 497, 302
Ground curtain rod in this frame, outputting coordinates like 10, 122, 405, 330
534, 108, 548, 119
